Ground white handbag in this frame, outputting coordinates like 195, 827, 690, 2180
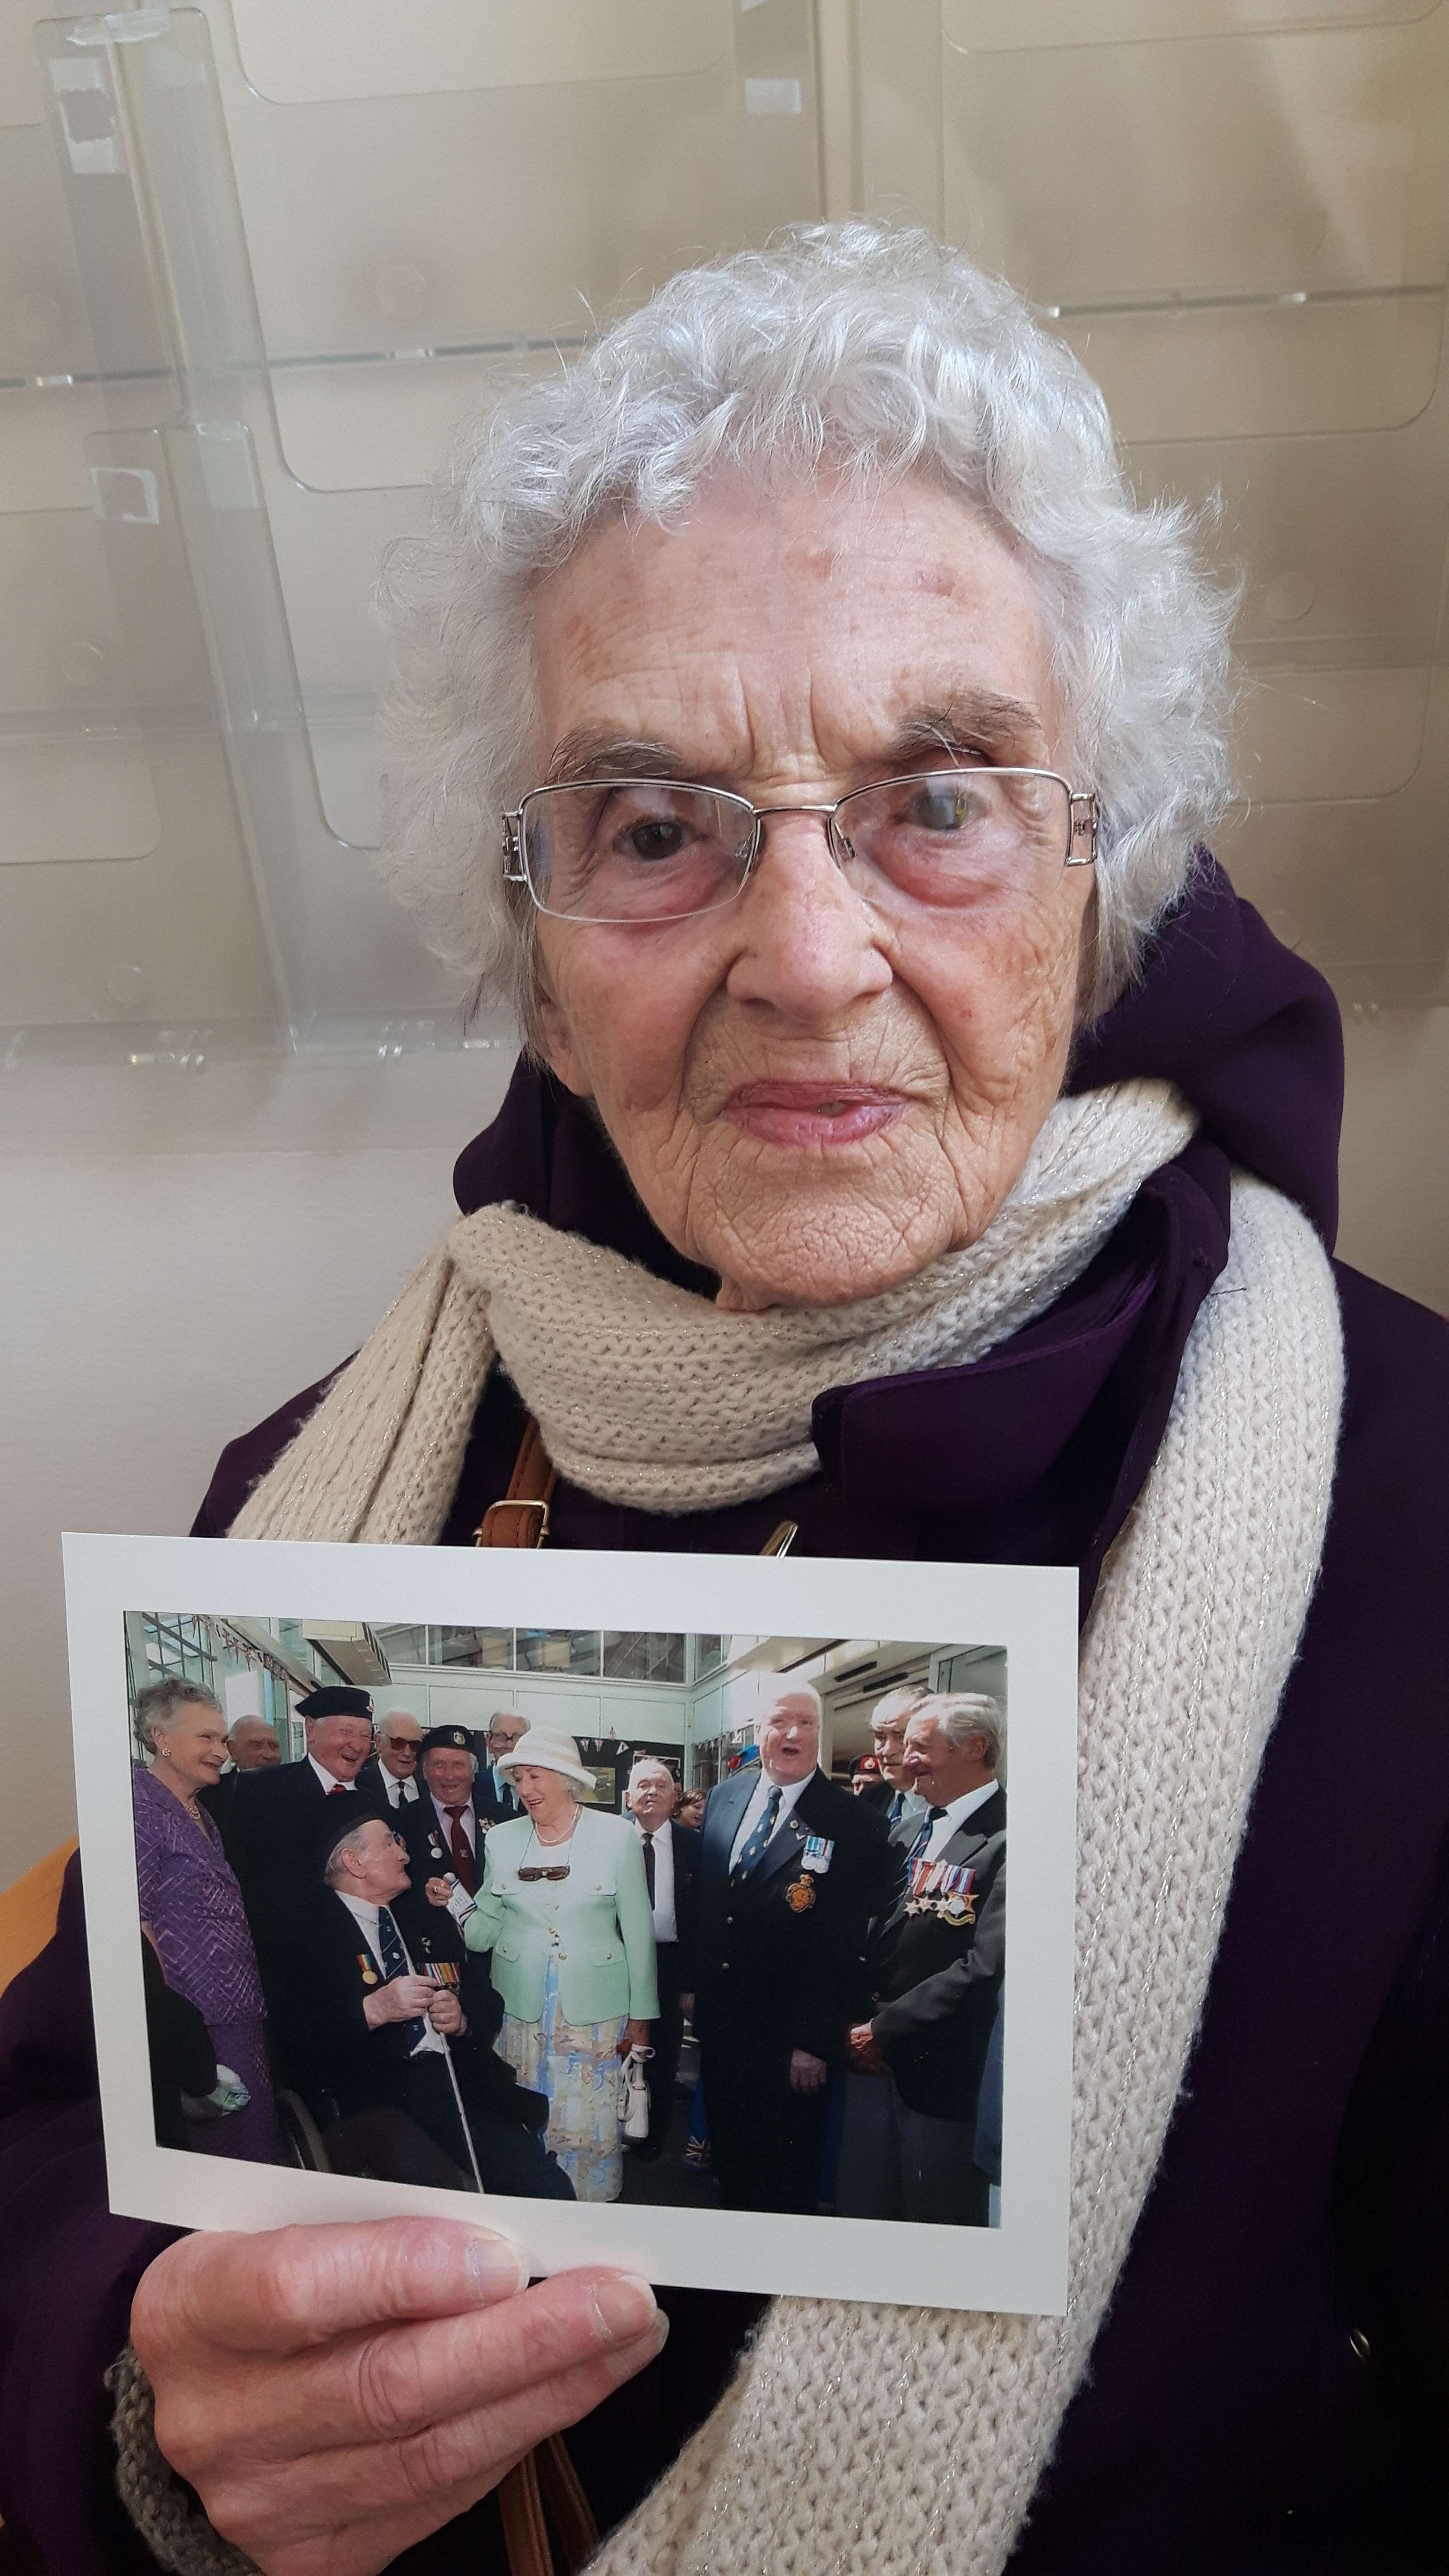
619, 2043, 654, 2141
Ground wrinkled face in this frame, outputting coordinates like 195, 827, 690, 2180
338, 1817, 410, 1905
511, 1761, 578, 1823
377, 1718, 420, 1779
627, 1765, 675, 1831
902, 1715, 993, 1805
530, 472, 1093, 1312
154, 1703, 228, 1792
307, 1715, 373, 1783
424, 1747, 476, 1807
870, 1708, 916, 1787
487, 1713, 528, 1766
759, 1693, 821, 1784
229, 1720, 281, 1770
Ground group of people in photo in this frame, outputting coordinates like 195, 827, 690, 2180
132, 1662, 1006, 2224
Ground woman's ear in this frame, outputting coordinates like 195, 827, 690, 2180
534, 980, 590, 1097
528, 953, 590, 1102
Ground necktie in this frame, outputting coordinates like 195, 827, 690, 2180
376, 1906, 428, 2048
443, 1803, 477, 1895
888, 1791, 903, 1827
907, 1804, 948, 1865
326, 1782, 349, 1797
732, 1784, 783, 1882
642, 1831, 656, 1905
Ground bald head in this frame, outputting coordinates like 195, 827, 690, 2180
228, 1717, 280, 1770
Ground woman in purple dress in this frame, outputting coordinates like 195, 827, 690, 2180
131, 1680, 281, 2165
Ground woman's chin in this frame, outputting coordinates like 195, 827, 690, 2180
711, 1216, 951, 1314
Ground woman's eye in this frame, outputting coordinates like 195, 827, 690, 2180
620, 816, 689, 863
908, 783, 980, 833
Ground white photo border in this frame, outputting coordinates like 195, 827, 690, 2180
64, 1531, 1077, 2315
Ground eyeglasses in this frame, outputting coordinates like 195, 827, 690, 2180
503, 768, 1098, 927
517, 1864, 571, 1882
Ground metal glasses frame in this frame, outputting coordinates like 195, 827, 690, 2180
502, 768, 1101, 920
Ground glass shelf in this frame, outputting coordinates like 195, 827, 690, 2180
5, 0, 1447, 1054
854, 0, 1449, 1003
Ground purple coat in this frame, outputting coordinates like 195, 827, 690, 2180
130, 1766, 281, 2168
3, 863, 1447, 2574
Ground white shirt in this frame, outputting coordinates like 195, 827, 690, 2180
728, 1769, 812, 1871
334, 1892, 443, 2056
309, 1754, 358, 1797
636, 1815, 677, 1943
377, 1768, 420, 1809
921, 1779, 1000, 1861
431, 1792, 477, 1856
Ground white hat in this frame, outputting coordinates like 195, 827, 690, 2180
496, 1727, 595, 1792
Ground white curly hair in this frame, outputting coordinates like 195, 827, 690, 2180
378, 220, 1238, 1035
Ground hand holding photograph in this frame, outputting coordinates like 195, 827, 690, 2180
65, 1532, 1077, 2315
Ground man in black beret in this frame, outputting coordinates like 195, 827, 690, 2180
402, 1725, 491, 1901
267, 1802, 572, 2199
222, 1685, 386, 1991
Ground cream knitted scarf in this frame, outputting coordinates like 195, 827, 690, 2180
220, 1074, 1344, 2576
234, 1081, 1199, 1539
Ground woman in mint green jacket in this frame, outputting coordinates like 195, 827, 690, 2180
461, 1727, 657, 2200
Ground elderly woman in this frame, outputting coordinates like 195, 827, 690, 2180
131, 1680, 281, 2167
452, 1729, 656, 2200
2, 223, 1446, 2576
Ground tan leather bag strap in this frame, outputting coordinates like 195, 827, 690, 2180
475, 1414, 557, 1549
482, 1412, 794, 2572
480, 1422, 596, 2574
498, 2433, 599, 2576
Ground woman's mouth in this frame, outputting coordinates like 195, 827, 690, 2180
723, 1081, 910, 1149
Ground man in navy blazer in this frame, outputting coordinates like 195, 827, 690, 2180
623, 1758, 701, 2160
269, 1803, 570, 2201
222, 1687, 386, 1996
694, 1690, 901, 2213
837, 1694, 1006, 2226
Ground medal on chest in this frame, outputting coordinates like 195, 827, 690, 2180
785, 1876, 816, 1913
905, 1858, 977, 1923
357, 1952, 378, 1987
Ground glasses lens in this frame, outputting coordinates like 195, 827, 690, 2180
837, 770, 1068, 910
523, 783, 754, 922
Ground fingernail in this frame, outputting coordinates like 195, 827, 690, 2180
465, 2232, 528, 2298
604, 2306, 669, 2382
588, 2272, 657, 2347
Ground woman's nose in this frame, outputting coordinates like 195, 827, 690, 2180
724, 812, 892, 1019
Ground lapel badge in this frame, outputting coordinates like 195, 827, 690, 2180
785, 1876, 816, 1913
801, 1834, 834, 1875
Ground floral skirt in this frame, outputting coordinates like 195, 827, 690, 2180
501, 1960, 624, 2202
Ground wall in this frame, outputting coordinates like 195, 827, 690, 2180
0, 1045, 512, 1889
370, 1672, 688, 1750
3, 1005, 1446, 1888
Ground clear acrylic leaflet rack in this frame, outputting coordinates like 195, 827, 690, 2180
2, 0, 821, 1061
853, 0, 1449, 1013
5, 0, 1447, 1066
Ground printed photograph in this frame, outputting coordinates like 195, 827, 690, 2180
125, 1611, 1008, 2228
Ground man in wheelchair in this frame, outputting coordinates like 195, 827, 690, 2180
268, 1807, 574, 2200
